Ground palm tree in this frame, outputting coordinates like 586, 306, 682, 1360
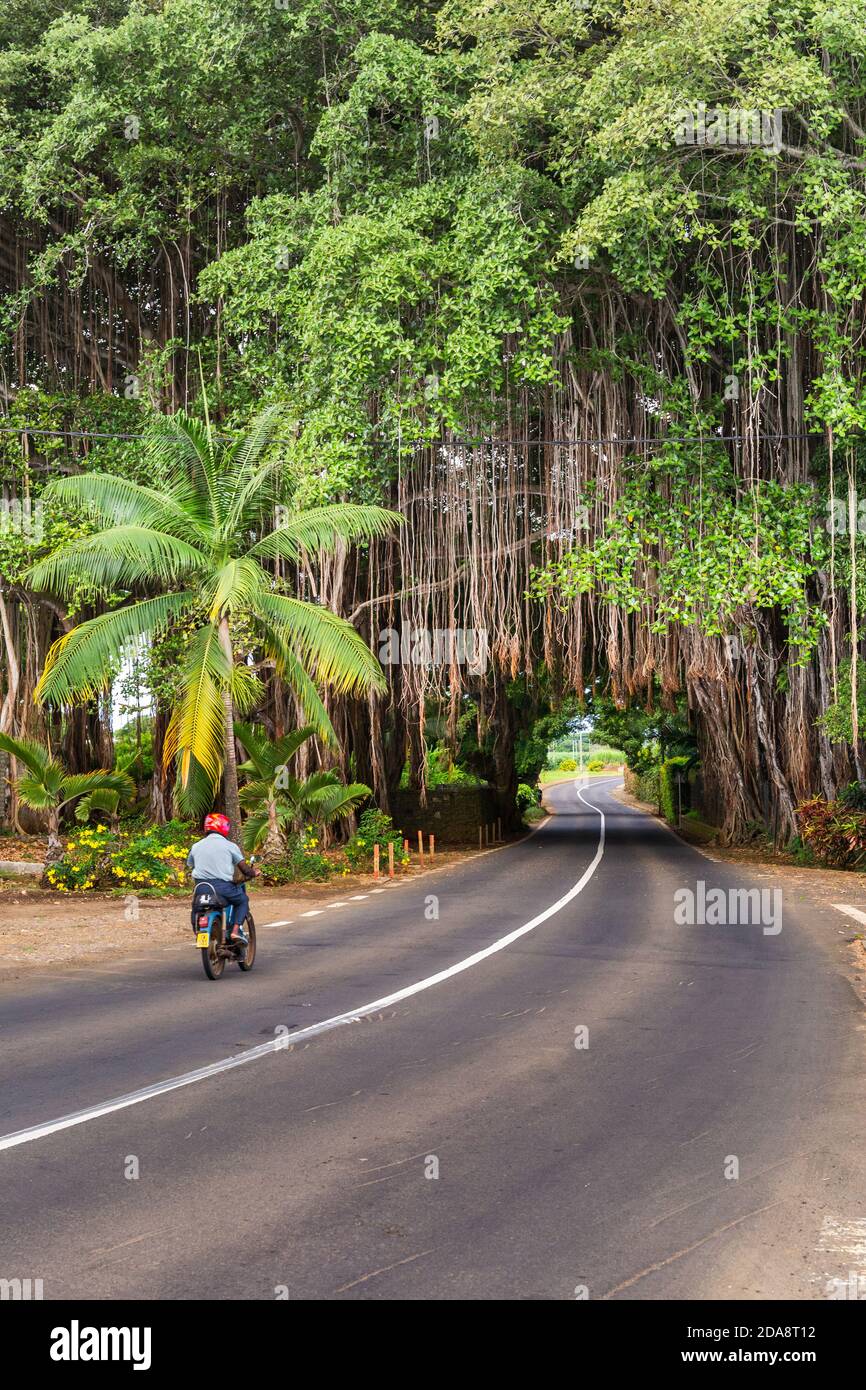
25, 406, 400, 838
74, 785, 131, 834
235, 722, 370, 857
0, 733, 133, 862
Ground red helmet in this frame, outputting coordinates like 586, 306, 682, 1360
203, 812, 231, 837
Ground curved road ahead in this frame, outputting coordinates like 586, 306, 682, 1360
1, 777, 865, 1300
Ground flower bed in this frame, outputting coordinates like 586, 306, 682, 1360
46, 821, 193, 893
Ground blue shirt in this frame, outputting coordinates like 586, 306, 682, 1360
187, 833, 244, 882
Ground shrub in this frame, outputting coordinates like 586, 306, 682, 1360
45, 824, 111, 892
837, 780, 866, 812
261, 828, 332, 882
635, 765, 660, 805
796, 796, 866, 868
659, 756, 692, 822
587, 757, 604, 772
344, 808, 406, 871
46, 819, 192, 893
110, 820, 191, 890
558, 757, 578, 771
516, 782, 540, 813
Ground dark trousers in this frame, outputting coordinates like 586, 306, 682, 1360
208, 878, 249, 930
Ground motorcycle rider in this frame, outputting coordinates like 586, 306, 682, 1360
187, 813, 259, 944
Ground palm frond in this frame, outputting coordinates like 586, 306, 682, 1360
259, 592, 386, 697
173, 753, 218, 820
271, 725, 317, 769
59, 769, 135, 808
239, 776, 275, 806
42, 473, 207, 542
241, 809, 271, 855
204, 557, 267, 619
163, 625, 229, 788
25, 527, 206, 598
16, 774, 61, 809
36, 593, 195, 706
74, 788, 123, 823
256, 622, 336, 743
304, 782, 370, 824
0, 732, 56, 779
143, 412, 222, 530
222, 405, 286, 532
250, 503, 401, 564
234, 723, 272, 777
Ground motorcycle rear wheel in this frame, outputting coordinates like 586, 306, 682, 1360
202, 916, 226, 980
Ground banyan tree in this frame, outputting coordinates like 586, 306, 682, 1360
2, 1, 866, 841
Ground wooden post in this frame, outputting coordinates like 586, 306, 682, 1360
429, 834, 435, 858
478, 826, 483, 850
496, 817, 501, 842
403, 838, 409, 856
388, 841, 395, 878
417, 829, 424, 860
373, 843, 380, 879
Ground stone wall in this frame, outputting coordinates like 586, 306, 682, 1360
392, 785, 501, 845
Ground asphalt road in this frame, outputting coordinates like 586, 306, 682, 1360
2, 777, 865, 1300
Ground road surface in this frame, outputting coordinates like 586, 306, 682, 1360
1, 778, 865, 1300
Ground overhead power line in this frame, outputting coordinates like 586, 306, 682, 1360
0, 426, 834, 445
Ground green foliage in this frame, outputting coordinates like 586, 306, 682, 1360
236, 721, 370, 854
260, 828, 334, 883
344, 807, 406, 870
817, 659, 866, 745
558, 757, 577, 771
533, 459, 826, 658
837, 780, 866, 812
45, 819, 192, 892
634, 765, 661, 807
516, 781, 540, 813
659, 755, 693, 823
0, 732, 134, 838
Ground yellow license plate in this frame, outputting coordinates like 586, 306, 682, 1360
196, 931, 210, 948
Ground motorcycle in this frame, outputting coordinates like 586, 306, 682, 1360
190, 865, 257, 981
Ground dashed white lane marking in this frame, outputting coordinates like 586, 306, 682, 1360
261, 918, 293, 929
300, 910, 323, 918
831, 903, 866, 927
350, 894, 368, 900
0, 782, 605, 1154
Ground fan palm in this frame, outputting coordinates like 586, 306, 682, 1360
25, 406, 400, 836
0, 733, 133, 862
235, 722, 370, 857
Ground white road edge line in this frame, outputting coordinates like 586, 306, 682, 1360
831, 903, 866, 927
0, 781, 605, 1155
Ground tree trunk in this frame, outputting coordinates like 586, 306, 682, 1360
261, 797, 285, 861
46, 807, 63, 863
218, 618, 242, 842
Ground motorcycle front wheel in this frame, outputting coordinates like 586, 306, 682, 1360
237, 912, 256, 972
